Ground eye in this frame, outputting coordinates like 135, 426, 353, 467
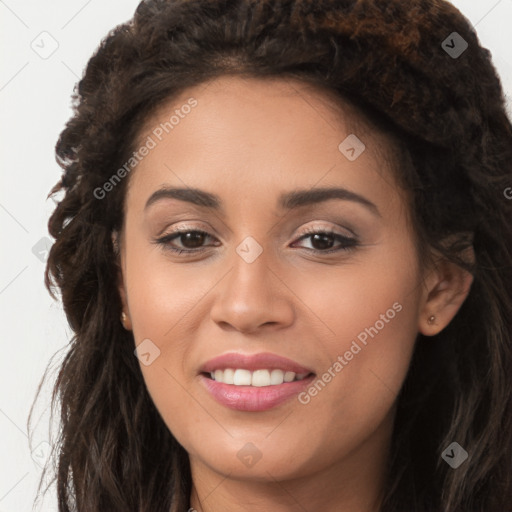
154, 229, 217, 254
153, 226, 359, 256
291, 227, 359, 254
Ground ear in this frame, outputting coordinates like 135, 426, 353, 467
418, 247, 474, 336
112, 230, 132, 331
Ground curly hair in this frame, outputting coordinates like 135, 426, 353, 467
29, 0, 512, 511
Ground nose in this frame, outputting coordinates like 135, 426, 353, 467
209, 245, 295, 334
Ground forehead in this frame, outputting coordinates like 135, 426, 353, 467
135, 74, 390, 158
125, 75, 401, 213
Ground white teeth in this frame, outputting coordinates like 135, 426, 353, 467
284, 371, 295, 383
251, 369, 270, 387
233, 369, 252, 385
270, 369, 284, 385
208, 368, 311, 386
223, 368, 235, 384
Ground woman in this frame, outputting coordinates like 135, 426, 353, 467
30, 0, 512, 510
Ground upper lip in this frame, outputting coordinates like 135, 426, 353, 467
200, 352, 315, 375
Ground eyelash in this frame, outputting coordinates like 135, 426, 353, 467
154, 226, 359, 256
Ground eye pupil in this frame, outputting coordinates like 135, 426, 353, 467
311, 233, 335, 250
181, 231, 206, 248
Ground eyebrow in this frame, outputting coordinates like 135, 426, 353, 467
144, 186, 380, 216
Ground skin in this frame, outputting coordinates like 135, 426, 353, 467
116, 75, 473, 512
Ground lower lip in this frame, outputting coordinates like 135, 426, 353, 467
199, 373, 315, 412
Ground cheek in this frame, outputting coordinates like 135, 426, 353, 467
291, 246, 421, 441
288, 240, 420, 356
125, 240, 205, 341
123, 242, 202, 408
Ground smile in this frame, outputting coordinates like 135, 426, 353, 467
208, 368, 311, 386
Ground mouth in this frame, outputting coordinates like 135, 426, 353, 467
198, 352, 316, 411
199, 371, 316, 412
198, 352, 316, 412
203, 368, 313, 387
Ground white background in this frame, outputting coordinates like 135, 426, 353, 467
1, 1, 511, 510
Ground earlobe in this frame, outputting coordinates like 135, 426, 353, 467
121, 310, 132, 330
118, 276, 133, 331
112, 230, 132, 331
418, 256, 474, 336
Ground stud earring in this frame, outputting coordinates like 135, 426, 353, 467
121, 311, 128, 328
427, 315, 436, 325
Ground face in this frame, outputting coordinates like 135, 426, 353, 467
117, 76, 431, 490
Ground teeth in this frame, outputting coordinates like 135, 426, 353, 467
270, 369, 285, 385
208, 368, 310, 386
233, 369, 252, 385
223, 368, 234, 384
284, 371, 295, 382
251, 369, 270, 387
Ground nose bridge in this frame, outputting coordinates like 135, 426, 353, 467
209, 234, 294, 332
227, 234, 273, 304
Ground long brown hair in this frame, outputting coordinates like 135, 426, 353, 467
29, 0, 512, 510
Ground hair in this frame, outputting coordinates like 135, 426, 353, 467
28, 0, 512, 511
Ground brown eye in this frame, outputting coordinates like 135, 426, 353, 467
156, 229, 216, 254
176, 231, 208, 249
292, 230, 359, 254
308, 233, 336, 251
